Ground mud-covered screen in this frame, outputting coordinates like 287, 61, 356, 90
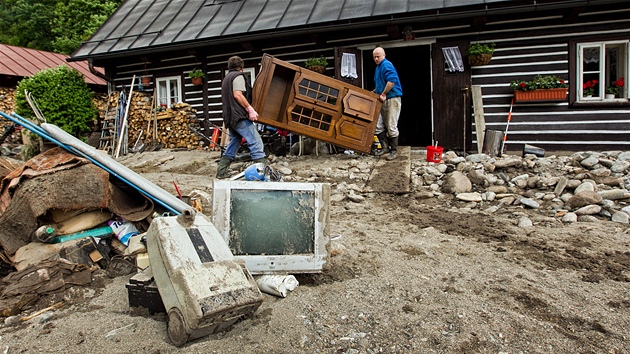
229, 189, 315, 255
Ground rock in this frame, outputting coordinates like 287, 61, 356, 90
577, 215, 599, 222
593, 176, 624, 187
442, 171, 472, 193
347, 194, 365, 203
468, 169, 487, 186
611, 211, 629, 223
579, 156, 599, 168
519, 198, 540, 209
597, 189, 630, 200
589, 167, 611, 177
574, 205, 602, 215
553, 176, 569, 195
465, 154, 487, 163
561, 212, 578, 223
617, 151, 630, 161
276, 166, 292, 175
566, 191, 603, 209
456, 192, 482, 202
494, 158, 522, 169
487, 185, 508, 194
330, 194, 346, 203
611, 160, 630, 173
574, 181, 596, 194
415, 191, 434, 199
518, 216, 533, 227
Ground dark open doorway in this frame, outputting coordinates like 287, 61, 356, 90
362, 45, 432, 148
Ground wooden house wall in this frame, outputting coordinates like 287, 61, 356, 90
468, 5, 630, 152
106, 2, 630, 151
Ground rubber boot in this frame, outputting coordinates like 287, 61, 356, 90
386, 137, 398, 161
215, 156, 232, 179
373, 132, 390, 156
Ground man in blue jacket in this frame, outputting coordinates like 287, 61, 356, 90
372, 47, 403, 160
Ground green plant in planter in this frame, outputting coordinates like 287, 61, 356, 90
305, 55, 328, 68
189, 68, 205, 79
467, 42, 495, 56
510, 75, 568, 91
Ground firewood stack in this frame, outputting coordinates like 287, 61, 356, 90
0, 87, 22, 144
109, 92, 201, 151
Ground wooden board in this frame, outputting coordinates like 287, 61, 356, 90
471, 85, 485, 154
364, 146, 411, 194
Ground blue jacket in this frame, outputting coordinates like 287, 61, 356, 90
374, 58, 402, 99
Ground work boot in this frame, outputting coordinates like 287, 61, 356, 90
373, 132, 389, 156
215, 156, 232, 179
386, 137, 398, 161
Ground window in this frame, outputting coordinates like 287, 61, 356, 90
577, 41, 628, 101
224, 67, 256, 85
156, 76, 182, 109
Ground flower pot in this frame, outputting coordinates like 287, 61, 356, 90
191, 77, 203, 85
605, 94, 615, 100
468, 53, 492, 66
306, 65, 326, 74
141, 76, 151, 85
513, 88, 568, 102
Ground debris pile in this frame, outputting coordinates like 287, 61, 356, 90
0, 147, 159, 315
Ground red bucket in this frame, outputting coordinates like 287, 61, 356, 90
426, 145, 444, 162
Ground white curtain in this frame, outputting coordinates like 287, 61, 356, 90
442, 47, 464, 73
341, 53, 358, 79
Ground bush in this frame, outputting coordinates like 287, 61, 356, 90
15, 65, 97, 138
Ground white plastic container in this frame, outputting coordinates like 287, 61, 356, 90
146, 209, 263, 346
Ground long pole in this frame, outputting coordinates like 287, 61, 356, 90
115, 75, 135, 158
501, 98, 514, 156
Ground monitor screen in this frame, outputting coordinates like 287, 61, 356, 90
212, 180, 330, 274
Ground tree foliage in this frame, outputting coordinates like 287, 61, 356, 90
0, 0, 122, 54
15, 65, 98, 137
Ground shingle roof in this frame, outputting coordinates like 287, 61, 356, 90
71, 0, 514, 60
0, 44, 106, 85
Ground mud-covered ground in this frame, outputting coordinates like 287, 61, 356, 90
0, 149, 628, 353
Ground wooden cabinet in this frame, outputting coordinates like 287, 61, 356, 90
252, 54, 381, 153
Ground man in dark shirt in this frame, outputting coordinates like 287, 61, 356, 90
216, 56, 268, 179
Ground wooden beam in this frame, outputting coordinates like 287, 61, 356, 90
471, 85, 485, 154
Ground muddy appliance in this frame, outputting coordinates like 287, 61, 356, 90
146, 209, 263, 346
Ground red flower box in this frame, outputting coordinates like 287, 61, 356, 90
514, 88, 568, 102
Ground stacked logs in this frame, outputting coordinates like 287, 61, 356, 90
0, 87, 22, 144
120, 92, 201, 150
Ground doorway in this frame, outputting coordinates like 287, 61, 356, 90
362, 45, 432, 148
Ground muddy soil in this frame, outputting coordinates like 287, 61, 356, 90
0, 149, 628, 353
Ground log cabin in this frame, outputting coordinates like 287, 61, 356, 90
69, 0, 630, 153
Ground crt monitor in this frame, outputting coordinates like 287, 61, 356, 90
211, 180, 330, 274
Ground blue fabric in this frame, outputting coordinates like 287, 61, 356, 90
223, 119, 266, 160
374, 58, 402, 99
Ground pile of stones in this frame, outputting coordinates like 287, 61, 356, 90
412, 150, 630, 224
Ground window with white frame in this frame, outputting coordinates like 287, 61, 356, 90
577, 41, 628, 101
156, 76, 182, 109
224, 67, 256, 86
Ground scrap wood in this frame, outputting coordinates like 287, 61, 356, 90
20, 301, 63, 321
0, 293, 39, 317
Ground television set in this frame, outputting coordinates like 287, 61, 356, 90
211, 180, 330, 275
